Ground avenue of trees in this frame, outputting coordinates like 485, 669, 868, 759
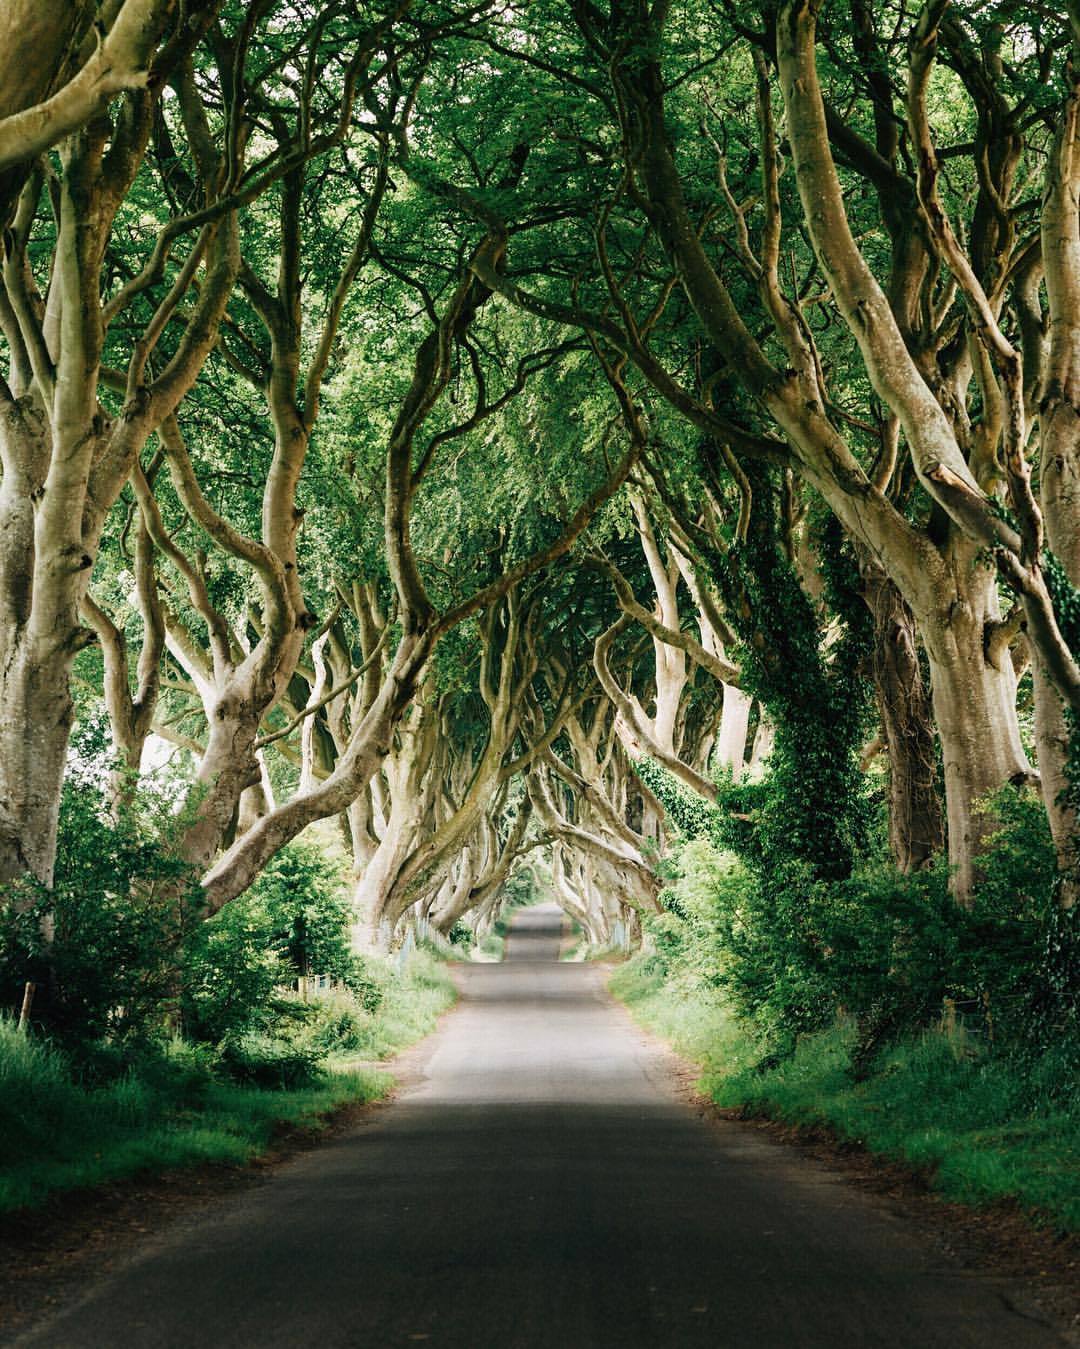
0, 0, 1077, 1070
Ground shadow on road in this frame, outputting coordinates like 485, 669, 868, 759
12, 904, 1068, 1349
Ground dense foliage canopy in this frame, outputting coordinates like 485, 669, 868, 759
1, 0, 1078, 1077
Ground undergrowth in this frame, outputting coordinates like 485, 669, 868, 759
608, 954, 754, 1080
611, 758, 1080, 1232
707, 1021, 1080, 1228
611, 950, 1080, 1230
0, 950, 455, 1215
334, 948, 457, 1063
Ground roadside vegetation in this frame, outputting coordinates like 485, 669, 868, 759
0, 750, 455, 1215
0, 953, 455, 1216
610, 782, 1080, 1232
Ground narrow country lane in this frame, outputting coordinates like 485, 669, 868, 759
12, 906, 1067, 1349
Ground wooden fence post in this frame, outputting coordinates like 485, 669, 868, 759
18, 981, 36, 1030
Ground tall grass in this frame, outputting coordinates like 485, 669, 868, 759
611, 951, 1080, 1231
608, 953, 757, 1076
0, 1017, 387, 1214
338, 948, 458, 1062
708, 1021, 1080, 1228
0, 950, 456, 1215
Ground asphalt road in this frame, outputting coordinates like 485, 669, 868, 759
13, 904, 1067, 1348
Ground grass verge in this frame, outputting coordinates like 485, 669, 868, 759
338, 947, 458, 1061
610, 952, 1080, 1232
0, 950, 456, 1215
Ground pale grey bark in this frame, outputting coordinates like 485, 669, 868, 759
0, 0, 172, 177
0, 91, 237, 883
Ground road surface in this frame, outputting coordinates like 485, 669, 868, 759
12, 904, 1067, 1347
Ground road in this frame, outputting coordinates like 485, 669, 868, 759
13, 904, 1067, 1348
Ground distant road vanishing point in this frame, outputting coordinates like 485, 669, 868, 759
14, 904, 1067, 1348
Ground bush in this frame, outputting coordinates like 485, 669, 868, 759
218, 1033, 323, 1090
182, 915, 292, 1047
236, 843, 362, 985
291, 990, 370, 1055
640, 771, 1069, 1069
0, 727, 199, 1065
0, 1015, 390, 1213
447, 919, 475, 950
180, 842, 390, 1083
0, 729, 460, 1211
0, 726, 389, 1085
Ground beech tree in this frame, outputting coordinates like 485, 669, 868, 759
13, 0, 1080, 968
194, 265, 635, 914
410, 0, 1080, 902
0, 5, 236, 885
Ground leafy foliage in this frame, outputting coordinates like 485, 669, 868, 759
701, 465, 873, 884
638, 772, 1069, 1075
0, 722, 198, 1065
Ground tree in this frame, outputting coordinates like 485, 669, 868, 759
418, 0, 1080, 900
0, 7, 236, 884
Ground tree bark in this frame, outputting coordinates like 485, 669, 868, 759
1033, 51, 1080, 898
921, 563, 1031, 901
860, 558, 943, 871
0, 0, 94, 227
0, 644, 76, 886
0, 402, 72, 883
715, 684, 752, 780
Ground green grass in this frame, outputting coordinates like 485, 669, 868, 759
610, 952, 1080, 1231
0, 1025, 388, 1214
608, 953, 755, 1074
338, 947, 457, 1062
0, 950, 457, 1215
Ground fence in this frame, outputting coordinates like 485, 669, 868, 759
938, 991, 1067, 1044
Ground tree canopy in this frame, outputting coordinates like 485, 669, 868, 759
1, 0, 1078, 1047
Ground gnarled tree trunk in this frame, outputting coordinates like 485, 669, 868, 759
920, 562, 1031, 901
860, 557, 943, 871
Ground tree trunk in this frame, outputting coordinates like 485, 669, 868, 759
351, 816, 417, 954
236, 757, 274, 838
0, 407, 82, 886
1033, 665, 1077, 903
746, 711, 774, 781
920, 566, 1031, 903
430, 847, 477, 933
343, 791, 380, 874
0, 646, 74, 886
1036, 69, 1080, 903
715, 684, 752, 780
350, 724, 438, 952
181, 712, 264, 872
861, 561, 943, 871
0, 0, 94, 228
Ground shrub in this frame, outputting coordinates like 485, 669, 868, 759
237, 843, 359, 983
0, 726, 198, 1065
340, 957, 385, 1013
218, 1033, 323, 1090
446, 919, 475, 950
182, 914, 292, 1046
293, 990, 370, 1055
640, 782, 1069, 1070
183, 841, 381, 1047
0, 724, 382, 1083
